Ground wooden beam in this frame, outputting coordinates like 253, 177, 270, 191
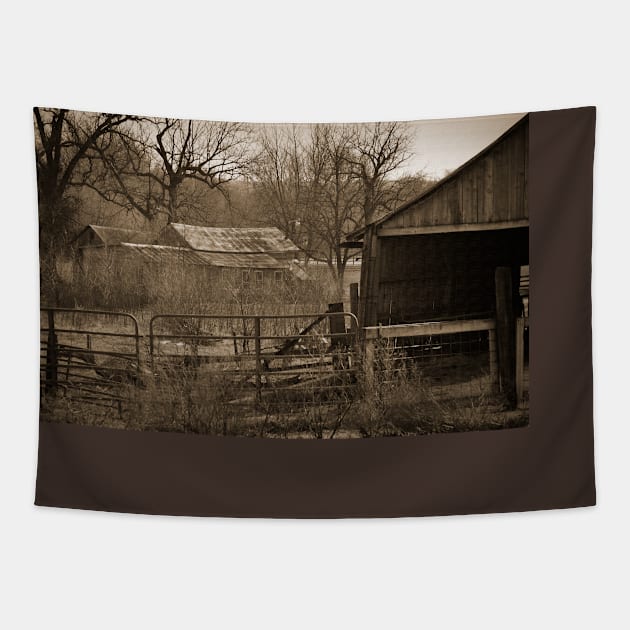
364, 318, 495, 340
349, 283, 359, 332
358, 225, 380, 328
495, 267, 517, 408
377, 219, 528, 238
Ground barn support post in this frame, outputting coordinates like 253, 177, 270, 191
494, 267, 517, 407
515, 316, 526, 408
45, 309, 58, 395
358, 225, 381, 328
349, 283, 359, 332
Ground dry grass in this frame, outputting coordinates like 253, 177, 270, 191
346, 340, 528, 437
41, 342, 527, 438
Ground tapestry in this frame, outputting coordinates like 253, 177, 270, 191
35, 106, 595, 517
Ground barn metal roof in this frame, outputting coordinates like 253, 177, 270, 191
119, 243, 292, 269
165, 223, 300, 254
79, 225, 152, 246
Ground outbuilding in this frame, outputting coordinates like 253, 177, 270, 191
351, 114, 529, 328
348, 115, 529, 407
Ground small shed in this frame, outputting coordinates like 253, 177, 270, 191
352, 114, 529, 327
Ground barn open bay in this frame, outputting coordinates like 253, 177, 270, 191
37, 108, 529, 438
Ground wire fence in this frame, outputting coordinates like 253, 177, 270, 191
40, 307, 528, 437
363, 318, 498, 403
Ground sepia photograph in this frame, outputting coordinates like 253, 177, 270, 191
37, 108, 529, 438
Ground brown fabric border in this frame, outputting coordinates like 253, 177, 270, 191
34, 106, 596, 518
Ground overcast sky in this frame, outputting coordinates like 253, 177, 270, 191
262, 112, 525, 180
404, 112, 525, 178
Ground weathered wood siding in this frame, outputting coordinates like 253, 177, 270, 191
381, 116, 528, 231
359, 116, 530, 327
373, 228, 528, 324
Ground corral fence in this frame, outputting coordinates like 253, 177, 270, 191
363, 318, 498, 403
148, 309, 359, 411
40, 307, 141, 416
363, 315, 528, 408
40, 305, 527, 429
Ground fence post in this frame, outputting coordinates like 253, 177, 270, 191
45, 309, 58, 395
254, 316, 262, 401
495, 267, 517, 407
515, 316, 525, 408
349, 283, 359, 332
364, 334, 376, 393
328, 302, 345, 345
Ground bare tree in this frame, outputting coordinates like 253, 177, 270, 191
346, 121, 412, 224
34, 108, 139, 300
251, 125, 307, 245
90, 117, 252, 226
252, 122, 417, 296
252, 124, 363, 295
301, 124, 362, 293
34, 107, 136, 250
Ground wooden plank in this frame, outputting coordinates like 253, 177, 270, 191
364, 338, 375, 391
482, 155, 494, 222
364, 317, 496, 340
358, 225, 384, 328
377, 219, 528, 237
460, 171, 471, 224
357, 224, 375, 328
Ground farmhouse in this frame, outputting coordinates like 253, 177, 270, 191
73, 223, 306, 286
349, 114, 529, 328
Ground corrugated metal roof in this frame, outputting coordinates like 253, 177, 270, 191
165, 223, 300, 254
85, 225, 152, 246
119, 243, 291, 269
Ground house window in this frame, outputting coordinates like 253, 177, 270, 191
242, 270, 250, 285
274, 270, 283, 284
254, 270, 264, 287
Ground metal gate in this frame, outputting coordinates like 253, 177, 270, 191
148, 311, 359, 410
40, 307, 141, 418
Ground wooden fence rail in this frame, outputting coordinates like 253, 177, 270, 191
363, 318, 499, 394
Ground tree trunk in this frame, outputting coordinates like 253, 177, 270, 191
167, 183, 180, 223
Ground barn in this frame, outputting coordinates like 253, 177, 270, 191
348, 114, 529, 407
72, 224, 154, 268
351, 114, 529, 328
73, 223, 306, 287
155, 223, 305, 284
